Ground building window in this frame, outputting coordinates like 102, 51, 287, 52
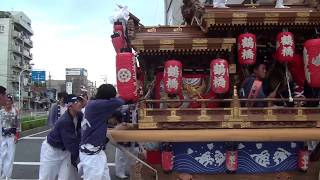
0, 25, 4, 33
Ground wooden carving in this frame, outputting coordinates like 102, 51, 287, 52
307, 0, 320, 9
181, 0, 205, 25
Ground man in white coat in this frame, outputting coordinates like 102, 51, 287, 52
0, 95, 20, 179
0, 86, 8, 179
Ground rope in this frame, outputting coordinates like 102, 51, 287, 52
285, 64, 293, 102
108, 134, 159, 180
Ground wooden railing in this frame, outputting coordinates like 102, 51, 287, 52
138, 87, 320, 129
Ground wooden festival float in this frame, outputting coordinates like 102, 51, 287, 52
110, 1, 320, 179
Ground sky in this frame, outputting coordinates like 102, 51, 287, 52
1, 0, 164, 85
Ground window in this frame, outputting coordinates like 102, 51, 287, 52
0, 25, 4, 33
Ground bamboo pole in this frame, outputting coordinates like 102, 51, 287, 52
109, 128, 320, 142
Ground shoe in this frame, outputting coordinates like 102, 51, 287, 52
275, 5, 290, 8
275, 0, 289, 8
116, 174, 128, 179
213, 3, 229, 8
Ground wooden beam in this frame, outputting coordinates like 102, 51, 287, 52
109, 128, 320, 142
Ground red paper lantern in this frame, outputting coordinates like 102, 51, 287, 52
298, 149, 309, 172
276, 32, 295, 63
238, 33, 257, 65
161, 144, 173, 173
114, 22, 125, 39
116, 52, 138, 102
210, 59, 230, 94
288, 54, 306, 87
146, 150, 161, 165
304, 38, 320, 88
163, 60, 183, 95
226, 150, 238, 172
111, 32, 125, 53
113, 22, 127, 52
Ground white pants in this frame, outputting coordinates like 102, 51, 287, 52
78, 151, 111, 180
115, 145, 138, 176
39, 140, 77, 180
115, 148, 129, 176
0, 136, 15, 178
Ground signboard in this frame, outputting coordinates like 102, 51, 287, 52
66, 82, 73, 94
32, 71, 46, 82
66, 69, 81, 76
66, 68, 88, 76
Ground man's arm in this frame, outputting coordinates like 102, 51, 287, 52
47, 104, 57, 128
93, 98, 125, 111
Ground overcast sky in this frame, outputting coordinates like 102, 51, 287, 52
1, 0, 164, 85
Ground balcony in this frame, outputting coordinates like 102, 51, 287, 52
12, 45, 22, 54
24, 38, 33, 48
12, 31, 22, 40
138, 87, 320, 130
11, 76, 19, 83
23, 50, 33, 59
23, 64, 32, 71
11, 61, 23, 69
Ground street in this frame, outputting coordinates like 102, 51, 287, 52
12, 128, 126, 180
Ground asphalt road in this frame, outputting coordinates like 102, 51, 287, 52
12, 128, 127, 180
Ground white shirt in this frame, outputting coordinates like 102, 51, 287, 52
60, 105, 68, 117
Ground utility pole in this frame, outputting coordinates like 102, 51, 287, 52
48, 72, 52, 89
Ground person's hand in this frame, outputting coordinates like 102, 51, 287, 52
114, 122, 129, 130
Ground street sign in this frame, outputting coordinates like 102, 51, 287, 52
32, 71, 46, 82
66, 82, 73, 94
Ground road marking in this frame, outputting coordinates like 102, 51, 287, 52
20, 137, 46, 140
14, 162, 41, 165
13, 162, 116, 166
20, 129, 51, 140
28, 129, 51, 137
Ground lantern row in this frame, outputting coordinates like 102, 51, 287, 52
113, 21, 320, 101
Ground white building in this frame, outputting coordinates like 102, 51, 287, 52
0, 11, 34, 109
164, 0, 304, 25
164, 0, 207, 25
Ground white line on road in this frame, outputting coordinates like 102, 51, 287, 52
20, 137, 46, 140
13, 162, 116, 166
28, 129, 51, 137
20, 129, 51, 140
14, 162, 41, 165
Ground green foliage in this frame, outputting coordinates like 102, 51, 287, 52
21, 118, 47, 131
22, 116, 46, 122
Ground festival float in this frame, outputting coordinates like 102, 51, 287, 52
109, 1, 320, 179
